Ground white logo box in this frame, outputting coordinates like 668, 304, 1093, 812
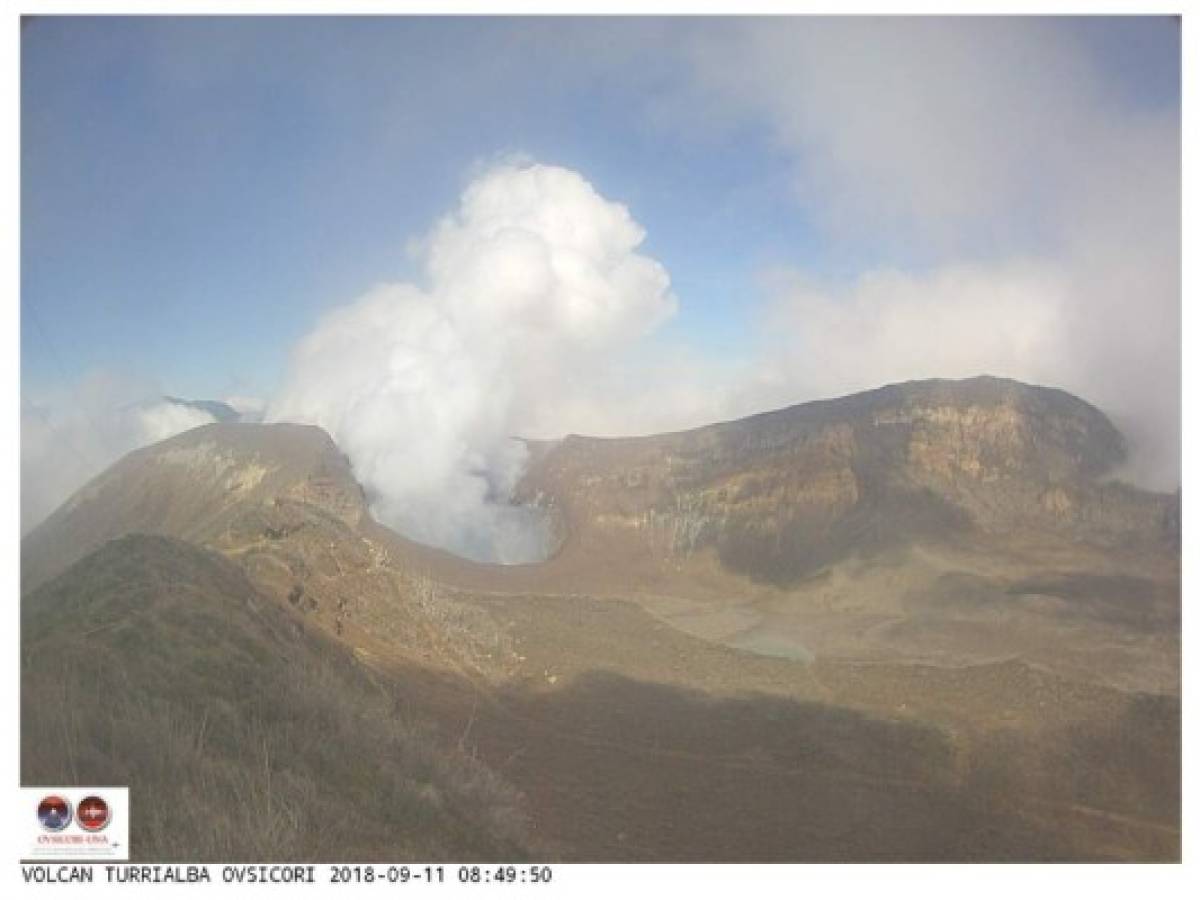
20, 787, 129, 861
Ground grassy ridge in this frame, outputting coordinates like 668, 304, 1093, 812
21, 534, 530, 861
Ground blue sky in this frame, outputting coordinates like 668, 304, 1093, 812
21, 16, 840, 400
22, 17, 1179, 398
19, 17, 1182, 537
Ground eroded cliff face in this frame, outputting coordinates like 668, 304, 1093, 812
516, 377, 1176, 586
21, 377, 1180, 689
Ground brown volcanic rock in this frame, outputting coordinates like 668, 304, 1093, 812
25, 377, 1171, 598
21, 422, 367, 593
19, 377, 1181, 861
20, 421, 515, 679
21, 378, 1179, 689
515, 376, 1174, 587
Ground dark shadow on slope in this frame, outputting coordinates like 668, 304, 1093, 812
21, 535, 1179, 863
715, 486, 970, 586
384, 668, 1179, 862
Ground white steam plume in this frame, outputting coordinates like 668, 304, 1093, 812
268, 163, 676, 562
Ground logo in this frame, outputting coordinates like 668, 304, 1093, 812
76, 796, 110, 832
37, 796, 72, 832
22, 787, 128, 861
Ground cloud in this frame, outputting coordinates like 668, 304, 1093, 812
750, 261, 1068, 398
678, 19, 1168, 247
269, 23, 1179, 569
21, 373, 217, 533
136, 400, 218, 443
223, 394, 266, 421
25, 20, 1176, 555
268, 163, 677, 562
670, 18, 1180, 487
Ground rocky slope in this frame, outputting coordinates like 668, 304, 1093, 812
20, 376, 1181, 860
495, 377, 1179, 693
23, 377, 1180, 690
516, 376, 1177, 586
21, 423, 367, 592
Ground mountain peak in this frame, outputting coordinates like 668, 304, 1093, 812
514, 376, 1165, 587
21, 421, 366, 592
